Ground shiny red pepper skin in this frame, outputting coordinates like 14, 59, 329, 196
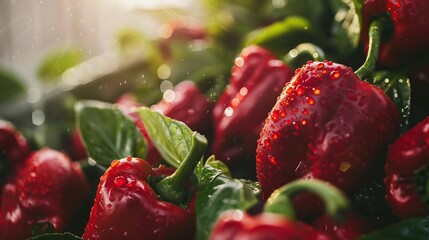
384, 116, 429, 219
70, 129, 88, 160
256, 61, 400, 200
0, 148, 89, 240
83, 157, 195, 240
210, 210, 331, 240
151, 80, 213, 137
312, 213, 379, 240
361, 0, 429, 67
211, 45, 293, 169
0, 120, 31, 166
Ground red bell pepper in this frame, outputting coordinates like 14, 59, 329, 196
360, 0, 429, 67
211, 45, 293, 175
210, 179, 350, 240
83, 132, 207, 240
256, 60, 400, 202
312, 213, 380, 240
151, 80, 213, 137
0, 120, 31, 166
0, 148, 90, 240
211, 211, 330, 240
384, 116, 429, 219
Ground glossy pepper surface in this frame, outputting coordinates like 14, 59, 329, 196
256, 61, 400, 199
83, 157, 196, 240
384, 116, 429, 219
0, 120, 32, 166
151, 80, 213, 137
312, 213, 379, 240
361, 0, 429, 67
211, 45, 293, 168
0, 148, 89, 240
210, 210, 331, 240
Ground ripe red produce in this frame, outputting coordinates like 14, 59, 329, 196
312, 213, 380, 240
210, 210, 331, 240
385, 116, 429, 219
256, 61, 400, 200
211, 45, 293, 172
82, 157, 196, 240
70, 129, 88, 160
0, 148, 90, 240
0, 120, 31, 166
361, 0, 429, 67
151, 80, 213, 137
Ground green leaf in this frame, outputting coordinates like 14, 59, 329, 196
329, 0, 361, 57
372, 71, 411, 133
196, 163, 259, 240
263, 0, 331, 30
359, 218, 429, 240
244, 16, 324, 57
37, 47, 83, 83
137, 107, 196, 168
32, 222, 55, 236
29, 232, 82, 240
0, 66, 26, 104
75, 100, 146, 168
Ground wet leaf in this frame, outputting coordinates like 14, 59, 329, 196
373, 71, 411, 132
75, 100, 146, 168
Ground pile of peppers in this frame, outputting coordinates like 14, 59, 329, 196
1, 0, 429, 239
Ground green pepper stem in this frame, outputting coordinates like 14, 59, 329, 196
155, 132, 207, 205
355, 19, 384, 80
264, 179, 350, 221
284, 43, 325, 69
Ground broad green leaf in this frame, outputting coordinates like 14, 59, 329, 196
29, 232, 81, 240
196, 163, 259, 240
0, 66, 26, 104
372, 71, 411, 133
75, 100, 146, 168
244, 16, 324, 57
360, 218, 429, 240
137, 107, 197, 168
329, 0, 361, 57
37, 47, 83, 83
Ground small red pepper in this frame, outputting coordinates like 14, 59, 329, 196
361, 0, 429, 67
384, 116, 429, 219
0, 120, 31, 166
210, 179, 350, 240
83, 132, 207, 240
0, 148, 90, 240
312, 213, 380, 240
151, 80, 213, 137
211, 45, 293, 174
70, 129, 88, 160
210, 210, 330, 240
